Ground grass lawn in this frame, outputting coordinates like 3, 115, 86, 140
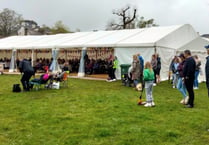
0, 74, 209, 145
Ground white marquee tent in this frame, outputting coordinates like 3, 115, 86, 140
0, 24, 206, 81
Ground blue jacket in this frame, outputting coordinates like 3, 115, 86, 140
138, 56, 144, 70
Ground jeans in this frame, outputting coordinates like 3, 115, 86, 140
194, 70, 199, 88
177, 77, 187, 98
134, 80, 139, 86
145, 81, 154, 102
173, 73, 179, 87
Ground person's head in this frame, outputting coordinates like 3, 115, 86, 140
108, 55, 113, 61
184, 50, 191, 58
205, 45, 209, 55
174, 56, 178, 63
193, 55, 198, 60
133, 55, 138, 61
151, 54, 156, 60
177, 57, 182, 63
144, 61, 153, 71
179, 53, 185, 61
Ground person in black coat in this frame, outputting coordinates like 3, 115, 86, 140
183, 50, 196, 108
205, 45, 209, 97
19, 59, 35, 91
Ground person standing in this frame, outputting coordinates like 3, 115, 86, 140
156, 54, 161, 84
137, 53, 144, 83
205, 45, 209, 97
177, 54, 189, 104
193, 55, 201, 89
151, 54, 157, 86
112, 56, 119, 81
183, 50, 196, 108
172, 56, 180, 88
106, 55, 113, 82
131, 55, 141, 86
143, 61, 155, 107
19, 58, 35, 91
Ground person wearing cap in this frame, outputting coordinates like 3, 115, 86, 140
205, 45, 209, 97
183, 50, 196, 108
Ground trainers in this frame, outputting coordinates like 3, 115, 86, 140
151, 101, 155, 107
185, 104, 193, 108
144, 103, 152, 107
180, 99, 185, 104
153, 83, 157, 86
194, 87, 198, 90
112, 79, 116, 81
185, 96, 189, 104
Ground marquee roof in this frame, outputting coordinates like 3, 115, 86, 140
0, 24, 199, 50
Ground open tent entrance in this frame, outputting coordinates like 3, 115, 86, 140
56, 47, 114, 78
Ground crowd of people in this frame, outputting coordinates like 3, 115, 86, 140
168, 51, 204, 108
0, 56, 114, 76
109, 49, 205, 108
4, 47, 209, 108
128, 53, 161, 107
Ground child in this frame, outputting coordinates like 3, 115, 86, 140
143, 61, 155, 107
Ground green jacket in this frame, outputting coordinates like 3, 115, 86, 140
143, 69, 154, 81
113, 59, 119, 69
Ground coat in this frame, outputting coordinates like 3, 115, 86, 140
131, 60, 141, 80
205, 56, 209, 84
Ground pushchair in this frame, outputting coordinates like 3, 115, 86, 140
122, 66, 133, 87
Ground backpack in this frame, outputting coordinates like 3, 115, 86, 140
12, 84, 21, 92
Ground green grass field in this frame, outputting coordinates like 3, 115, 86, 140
0, 74, 209, 145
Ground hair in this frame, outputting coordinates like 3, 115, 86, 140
152, 54, 156, 59
193, 55, 198, 59
133, 54, 138, 61
184, 50, 191, 56
144, 61, 153, 72
179, 53, 185, 59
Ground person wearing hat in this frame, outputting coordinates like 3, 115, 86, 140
205, 45, 209, 97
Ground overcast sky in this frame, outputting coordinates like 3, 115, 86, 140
0, 0, 208, 34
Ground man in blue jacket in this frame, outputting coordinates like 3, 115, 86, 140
205, 45, 209, 97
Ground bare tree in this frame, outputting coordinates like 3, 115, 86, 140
110, 6, 137, 30
0, 8, 23, 37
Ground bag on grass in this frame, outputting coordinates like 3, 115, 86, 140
12, 84, 21, 92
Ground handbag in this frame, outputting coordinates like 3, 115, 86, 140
12, 84, 21, 92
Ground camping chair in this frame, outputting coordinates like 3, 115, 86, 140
29, 75, 52, 90
54, 71, 69, 87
